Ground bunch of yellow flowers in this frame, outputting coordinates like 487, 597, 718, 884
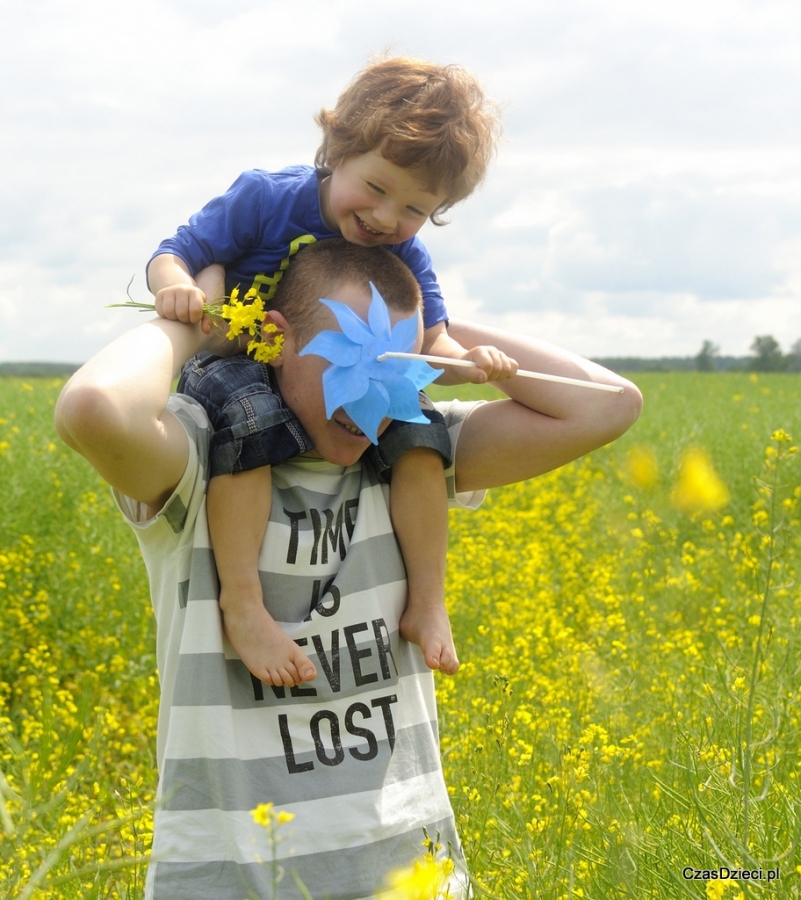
109, 285, 284, 364
218, 286, 283, 364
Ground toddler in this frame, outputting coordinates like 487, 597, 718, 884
147, 57, 517, 687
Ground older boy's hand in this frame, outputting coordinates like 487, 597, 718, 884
155, 284, 207, 326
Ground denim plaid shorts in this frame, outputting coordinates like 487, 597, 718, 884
178, 353, 452, 481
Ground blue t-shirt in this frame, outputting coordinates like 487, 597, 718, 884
150, 166, 447, 329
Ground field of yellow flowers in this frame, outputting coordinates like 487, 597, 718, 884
2, 372, 800, 899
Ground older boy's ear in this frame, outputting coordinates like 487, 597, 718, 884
262, 310, 288, 367
263, 309, 288, 331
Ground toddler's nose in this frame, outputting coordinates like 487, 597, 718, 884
372, 199, 397, 230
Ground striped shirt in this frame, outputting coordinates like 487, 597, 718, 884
115, 395, 484, 900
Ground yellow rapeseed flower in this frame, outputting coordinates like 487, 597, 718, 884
705, 882, 744, 899
381, 856, 456, 900
671, 448, 730, 513
221, 294, 265, 337
251, 802, 274, 828
251, 802, 294, 829
248, 326, 283, 364
624, 445, 659, 488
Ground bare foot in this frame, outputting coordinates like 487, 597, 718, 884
399, 601, 460, 675
221, 592, 317, 687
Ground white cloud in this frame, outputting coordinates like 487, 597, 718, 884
458, 293, 801, 360
2, 0, 801, 362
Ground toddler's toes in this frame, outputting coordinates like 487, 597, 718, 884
438, 648, 460, 676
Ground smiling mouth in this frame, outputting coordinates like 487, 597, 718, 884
355, 215, 384, 237
336, 418, 365, 437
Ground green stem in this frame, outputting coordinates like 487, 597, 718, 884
741, 446, 781, 848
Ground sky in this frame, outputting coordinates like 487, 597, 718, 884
3, 0, 801, 364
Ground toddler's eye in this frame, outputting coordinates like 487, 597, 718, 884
366, 182, 384, 194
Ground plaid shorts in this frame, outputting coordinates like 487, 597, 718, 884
178, 353, 452, 481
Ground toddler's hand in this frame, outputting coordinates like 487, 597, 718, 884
460, 345, 518, 383
155, 284, 207, 326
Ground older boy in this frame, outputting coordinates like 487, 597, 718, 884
56, 242, 641, 899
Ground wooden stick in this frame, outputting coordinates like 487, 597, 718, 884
376, 351, 624, 393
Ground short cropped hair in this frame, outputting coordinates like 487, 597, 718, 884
271, 239, 422, 348
314, 56, 501, 224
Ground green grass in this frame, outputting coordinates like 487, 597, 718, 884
0, 379, 155, 897
2, 372, 801, 898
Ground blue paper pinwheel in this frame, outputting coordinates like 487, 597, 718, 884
299, 283, 439, 444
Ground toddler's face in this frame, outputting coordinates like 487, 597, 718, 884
319, 150, 447, 247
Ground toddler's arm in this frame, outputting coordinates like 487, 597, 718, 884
423, 321, 518, 386
148, 253, 211, 326
148, 256, 225, 336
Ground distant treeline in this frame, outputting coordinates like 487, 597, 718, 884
3, 333, 800, 378
592, 355, 748, 374
598, 335, 801, 374
0, 357, 740, 377
0, 362, 81, 378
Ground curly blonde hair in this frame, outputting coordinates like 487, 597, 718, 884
314, 57, 502, 224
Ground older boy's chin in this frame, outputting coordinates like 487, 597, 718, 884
311, 417, 395, 466
324, 445, 372, 467
318, 423, 371, 465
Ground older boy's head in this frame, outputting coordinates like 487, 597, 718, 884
314, 56, 501, 223
268, 238, 422, 347
265, 239, 423, 465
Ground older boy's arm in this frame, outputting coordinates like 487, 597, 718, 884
447, 319, 643, 493
55, 316, 227, 512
